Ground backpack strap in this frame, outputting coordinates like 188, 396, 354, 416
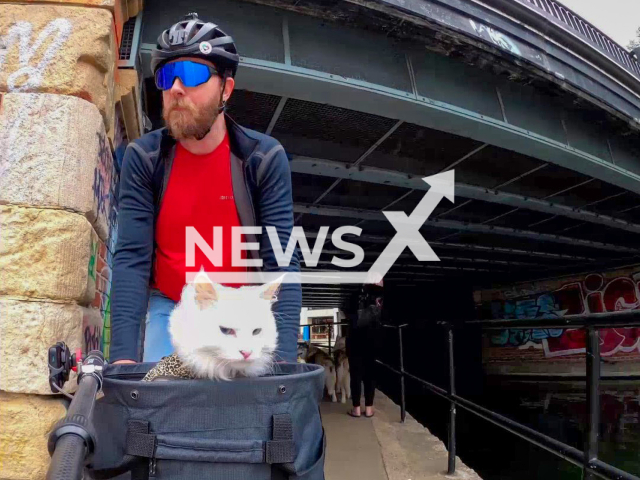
124, 414, 295, 466
126, 420, 156, 458
265, 414, 295, 464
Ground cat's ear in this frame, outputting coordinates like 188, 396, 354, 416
193, 270, 218, 310
258, 275, 284, 302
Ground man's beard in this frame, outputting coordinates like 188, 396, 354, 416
162, 95, 222, 141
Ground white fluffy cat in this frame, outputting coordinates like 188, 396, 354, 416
168, 271, 281, 381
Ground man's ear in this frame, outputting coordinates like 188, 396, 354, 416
222, 76, 235, 103
258, 275, 284, 303
193, 270, 218, 310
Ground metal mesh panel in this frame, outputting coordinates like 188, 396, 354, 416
291, 173, 337, 204
365, 122, 483, 175
226, 90, 281, 133
297, 215, 355, 231
441, 231, 612, 260
454, 146, 546, 189
435, 199, 513, 224
119, 17, 137, 60
318, 180, 409, 211
564, 179, 628, 207
484, 208, 553, 230
499, 164, 589, 203
273, 99, 397, 148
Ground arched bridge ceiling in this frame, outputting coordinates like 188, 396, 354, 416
141, 0, 640, 193
139, 0, 640, 307
208, 0, 640, 130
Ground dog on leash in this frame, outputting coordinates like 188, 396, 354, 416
303, 344, 338, 402
335, 349, 351, 404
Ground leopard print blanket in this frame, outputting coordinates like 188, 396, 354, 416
142, 353, 198, 381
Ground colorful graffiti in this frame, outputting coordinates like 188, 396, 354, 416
91, 173, 118, 360
85, 133, 121, 360
489, 270, 640, 357
88, 240, 98, 281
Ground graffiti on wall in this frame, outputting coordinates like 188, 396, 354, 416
84, 324, 101, 352
88, 240, 98, 281
86, 129, 119, 357
89, 111, 124, 360
469, 19, 521, 57
489, 271, 640, 357
93, 131, 114, 222
91, 173, 118, 359
0, 18, 72, 91
82, 312, 102, 355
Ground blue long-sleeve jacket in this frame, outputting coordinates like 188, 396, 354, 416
109, 114, 301, 363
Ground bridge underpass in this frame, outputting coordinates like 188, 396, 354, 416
136, 0, 640, 477
219, 89, 640, 310
139, 0, 640, 311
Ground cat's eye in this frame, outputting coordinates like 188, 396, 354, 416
252, 328, 262, 336
220, 327, 236, 336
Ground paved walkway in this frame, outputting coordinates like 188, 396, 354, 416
321, 391, 481, 480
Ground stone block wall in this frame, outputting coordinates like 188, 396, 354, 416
0, 1, 141, 477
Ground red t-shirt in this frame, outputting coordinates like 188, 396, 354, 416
152, 134, 247, 302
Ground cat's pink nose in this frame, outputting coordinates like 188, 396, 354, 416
240, 350, 252, 360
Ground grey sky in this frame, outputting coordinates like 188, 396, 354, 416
558, 0, 639, 49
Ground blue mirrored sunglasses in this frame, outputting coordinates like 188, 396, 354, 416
155, 61, 219, 90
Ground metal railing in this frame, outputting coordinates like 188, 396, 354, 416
517, 0, 640, 78
376, 310, 640, 480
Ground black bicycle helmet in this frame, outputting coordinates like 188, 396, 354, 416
151, 13, 240, 78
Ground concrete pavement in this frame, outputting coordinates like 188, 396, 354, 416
321, 390, 481, 480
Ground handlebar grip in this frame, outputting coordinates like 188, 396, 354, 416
46, 434, 86, 480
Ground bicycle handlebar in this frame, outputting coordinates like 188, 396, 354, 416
46, 349, 104, 480
46, 434, 87, 480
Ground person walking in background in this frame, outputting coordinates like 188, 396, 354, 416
347, 282, 383, 418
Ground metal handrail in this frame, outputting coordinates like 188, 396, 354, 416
376, 313, 640, 480
517, 0, 640, 78
467, 309, 640, 329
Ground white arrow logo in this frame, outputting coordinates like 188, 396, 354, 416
189, 170, 455, 285
367, 170, 455, 283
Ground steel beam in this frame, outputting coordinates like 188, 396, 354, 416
318, 248, 540, 267
302, 292, 351, 300
438, 143, 488, 173
294, 203, 640, 253
290, 157, 640, 234
311, 259, 504, 273
308, 120, 404, 205
265, 97, 288, 135
302, 291, 354, 294
300, 267, 445, 278
233, 57, 640, 194
304, 231, 596, 261
302, 285, 360, 290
